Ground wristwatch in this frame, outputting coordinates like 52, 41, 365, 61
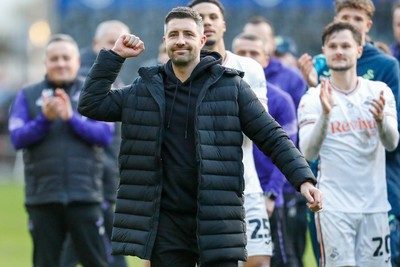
264, 192, 277, 201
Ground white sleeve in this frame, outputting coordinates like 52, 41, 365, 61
298, 87, 328, 161
377, 85, 399, 151
225, 52, 268, 110
299, 113, 330, 161
241, 58, 268, 111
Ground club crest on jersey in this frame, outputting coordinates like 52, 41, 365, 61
363, 95, 374, 106
36, 88, 54, 106
330, 247, 339, 261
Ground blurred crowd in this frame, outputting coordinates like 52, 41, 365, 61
3, 0, 400, 267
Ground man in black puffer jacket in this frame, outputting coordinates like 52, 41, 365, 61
78, 6, 322, 267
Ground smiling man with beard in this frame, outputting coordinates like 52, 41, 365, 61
78, 6, 322, 267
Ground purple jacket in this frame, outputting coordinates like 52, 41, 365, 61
253, 82, 297, 207
8, 78, 114, 205
264, 57, 307, 195
264, 57, 306, 109
9, 84, 113, 150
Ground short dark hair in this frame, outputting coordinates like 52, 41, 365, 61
45, 34, 79, 57
232, 32, 264, 52
164, 6, 204, 34
94, 20, 130, 40
46, 34, 78, 48
322, 21, 362, 46
247, 16, 271, 26
233, 32, 262, 43
246, 16, 275, 36
187, 0, 225, 19
334, 0, 375, 19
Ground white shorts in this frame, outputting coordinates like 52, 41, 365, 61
316, 210, 391, 267
244, 192, 273, 257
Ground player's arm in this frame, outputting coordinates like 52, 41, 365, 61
371, 89, 399, 151
9, 90, 54, 149
298, 79, 332, 161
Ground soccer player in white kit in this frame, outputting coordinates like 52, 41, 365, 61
298, 21, 399, 267
188, 1, 272, 266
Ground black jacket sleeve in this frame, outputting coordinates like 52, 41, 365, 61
238, 78, 316, 191
78, 49, 130, 122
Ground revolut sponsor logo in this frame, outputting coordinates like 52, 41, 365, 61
330, 118, 376, 134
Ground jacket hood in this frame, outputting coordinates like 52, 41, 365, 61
163, 49, 222, 83
138, 50, 223, 82
361, 42, 379, 59
161, 50, 223, 139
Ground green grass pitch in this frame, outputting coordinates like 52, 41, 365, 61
0, 182, 316, 267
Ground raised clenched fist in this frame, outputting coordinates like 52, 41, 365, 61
111, 34, 145, 58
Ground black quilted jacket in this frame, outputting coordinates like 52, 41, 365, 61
78, 49, 316, 263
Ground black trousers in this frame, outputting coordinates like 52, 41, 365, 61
26, 202, 109, 267
282, 193, 307, 267
151, 210, 238, 267
59, 201, 127, 267
270, 206, 297, 267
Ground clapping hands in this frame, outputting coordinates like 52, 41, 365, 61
369, 91, 385, 123
42, 88, 73, 121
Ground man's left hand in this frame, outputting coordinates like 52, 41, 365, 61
300, 181, 323, 212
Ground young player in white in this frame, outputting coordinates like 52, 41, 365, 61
298, 21, 399, 267
188, 1, 272, 266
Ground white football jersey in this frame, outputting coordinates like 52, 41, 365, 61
298, 77, 397, 212
224, 51, 267, 195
